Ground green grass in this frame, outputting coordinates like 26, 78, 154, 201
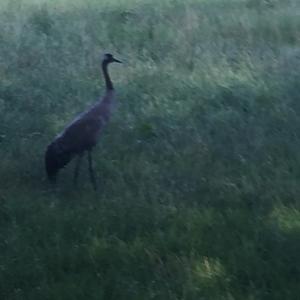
1, 0, 300, 299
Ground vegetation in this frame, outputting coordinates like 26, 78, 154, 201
0, 0, 299, 299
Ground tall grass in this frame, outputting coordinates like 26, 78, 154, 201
0, 0, 300, 299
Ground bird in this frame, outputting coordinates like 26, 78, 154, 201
45, 53, 122, 190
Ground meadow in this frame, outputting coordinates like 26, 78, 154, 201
0, 0, 300, 299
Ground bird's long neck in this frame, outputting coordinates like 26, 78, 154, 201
102, 61, 114, 91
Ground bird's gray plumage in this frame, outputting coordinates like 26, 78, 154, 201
45, 53, 121, 188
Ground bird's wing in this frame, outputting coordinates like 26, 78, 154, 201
60, 117, 104, 152
45, 117, 102, 180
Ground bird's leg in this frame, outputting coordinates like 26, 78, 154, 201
73, 153, 83, 186
87, 150, 97, 191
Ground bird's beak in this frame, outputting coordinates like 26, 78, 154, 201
113, 58, 122, 63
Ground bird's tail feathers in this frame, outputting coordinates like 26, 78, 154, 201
45, 142, 73, 182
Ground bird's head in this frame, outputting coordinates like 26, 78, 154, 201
102, 53, 122, 64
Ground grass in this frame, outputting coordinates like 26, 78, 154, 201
0, 0, 300, 299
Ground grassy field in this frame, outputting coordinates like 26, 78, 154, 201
0, 0, 300, 299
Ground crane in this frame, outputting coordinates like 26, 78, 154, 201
45, 53, 122, 190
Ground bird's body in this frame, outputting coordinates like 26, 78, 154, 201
45, 54, 121, 188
